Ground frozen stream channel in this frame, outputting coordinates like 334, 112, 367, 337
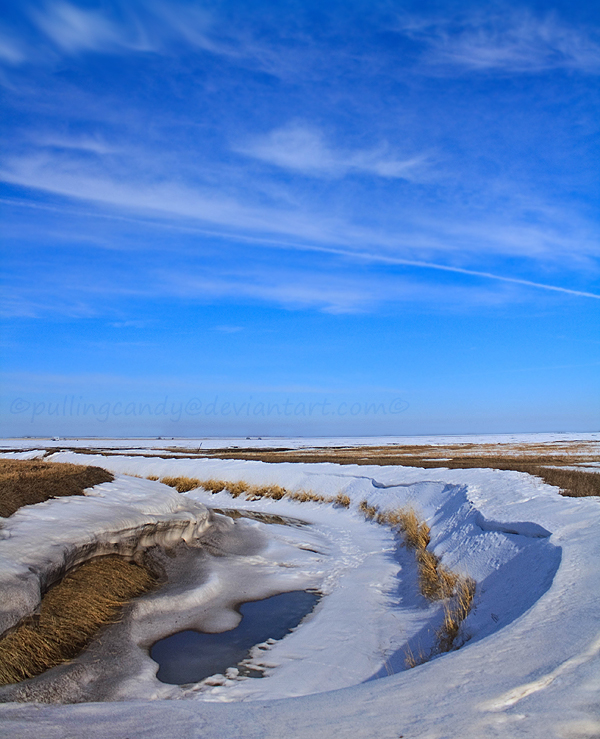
151, 590, 321, 684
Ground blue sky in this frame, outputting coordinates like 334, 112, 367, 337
1, 0, 599, 437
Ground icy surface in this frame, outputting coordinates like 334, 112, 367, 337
0, 440, 598, 738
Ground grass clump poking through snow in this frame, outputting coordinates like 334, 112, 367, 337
197, 479, 229, 495
160, 476, 202, 493
382, 508, 459, 599
247, 484, 287, 501
0, 459, 114, 518
0, 555, 157, 685
155, 476, 338, 504
359, 500, 379, 519
376, 507, 475, 662
334, 493, 351, 508
288, 490, 330, 503
387, 508, 431, 551
436, 577, 477, 654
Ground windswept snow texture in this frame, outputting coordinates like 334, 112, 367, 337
0, 441, 599, 738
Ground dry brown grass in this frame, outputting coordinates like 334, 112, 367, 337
358, 499, 379, 519
436, 577, 477, 653
157, 476, 337, 505
160, 475, 202, 493
404, 644, 428, 669
539, 467, 600, 497
196, 478, 228, 494
0, 555, 157, 685
226, 480, 251, 498
373, 506, 476, 664
43, 438, 599, 500
403, 577, 476, 669
288, 490, 331, 503
247, 484, 288, 501
385, 508, 431, 550
415, 550, 456, 600
0, 460, 114, 518
379, 507, 459, 601
334, 493, 351, 508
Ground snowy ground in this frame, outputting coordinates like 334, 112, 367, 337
0, 437, 599, 738
2, 431, 599, 452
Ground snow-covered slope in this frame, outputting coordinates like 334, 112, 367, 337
0, 446, 598, 738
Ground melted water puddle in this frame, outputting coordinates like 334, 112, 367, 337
151, 590, 320, 685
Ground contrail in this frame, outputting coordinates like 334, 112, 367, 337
2, 196, 598, 300
333, 248, 600, 300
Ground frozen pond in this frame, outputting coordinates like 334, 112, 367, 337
151, 590, 321, 684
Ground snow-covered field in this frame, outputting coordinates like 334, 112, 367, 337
2, 430, 599, 452
0, 436, 599, 738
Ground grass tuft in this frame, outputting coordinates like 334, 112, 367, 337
373, 506, 476, 663
160, 476, 202, 493
358, 500, 379, 519
404, 644, 428, 669
334, 493, 351, 508
226, 481, 250, 498
248, 484, 288, 501
199, 479, 228, 494
159, 477, 337, 505
436, 577, 477, 653
416, 550, 458, 600
0, 555, 156, 685
288, 490, 331, 503
384, 508, 431, 550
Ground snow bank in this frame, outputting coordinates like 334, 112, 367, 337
0, 475, 212, 635
0, 446, 598, 738
0, 450, 46, 460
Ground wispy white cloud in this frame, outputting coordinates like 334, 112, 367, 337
20, 0, 282, 69
213, 325, 244, 333
0, 152, 356, 245
6, 143, 600, 258
146, 2, 236, 58
156, 270, 374, 314
110, 320, 149, 328
34, 133, 119, 155
1, 147, 598, 306
6, 3, 600, 83
401, 11, 600, 74
236, 122, 429, 180
340, 249, 600, 301
0, 29, 25, 64
31, 1, 153, 54
154, 265, 524, 315
0, 1, 348, 84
